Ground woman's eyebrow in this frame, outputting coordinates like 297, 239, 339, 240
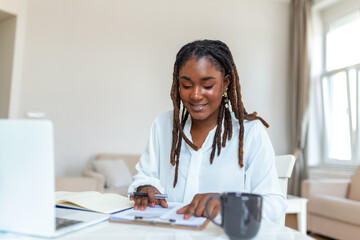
179, 76, 216, 81
201, 76, 216, 81
179, 75, 191, 81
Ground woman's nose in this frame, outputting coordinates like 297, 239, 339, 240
190, 86, 204, 101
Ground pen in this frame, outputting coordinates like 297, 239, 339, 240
130, 192, 168, 199
134, 216, 176, 225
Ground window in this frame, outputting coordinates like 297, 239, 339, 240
321, 10, 360, 165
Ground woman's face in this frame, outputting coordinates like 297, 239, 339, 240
178, 57, 230, 126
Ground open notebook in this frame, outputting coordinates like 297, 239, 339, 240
56, 191, 133, 214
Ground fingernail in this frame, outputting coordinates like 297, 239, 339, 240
151, 203, 155, 207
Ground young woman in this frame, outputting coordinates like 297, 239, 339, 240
128, 40, 287, 223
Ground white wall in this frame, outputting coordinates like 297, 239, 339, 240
18, 0, 291, 176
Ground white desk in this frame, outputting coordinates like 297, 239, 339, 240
286, 195, 308, 235
1, 220, 313, 240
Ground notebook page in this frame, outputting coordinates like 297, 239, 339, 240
56, 192, 133, 214
160, 207, 207, 227
111, 202, 207, 227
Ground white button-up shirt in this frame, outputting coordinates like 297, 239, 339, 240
128, 111, 287, 223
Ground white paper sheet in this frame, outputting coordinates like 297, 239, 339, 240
110, 202, 207, 227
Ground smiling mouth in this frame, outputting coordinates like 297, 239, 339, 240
189, 103, 207, 111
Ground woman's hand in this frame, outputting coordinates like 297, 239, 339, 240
130, 185, 168, 211
176, 193, 220, 219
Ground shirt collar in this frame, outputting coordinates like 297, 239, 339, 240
183, 116, 222, 153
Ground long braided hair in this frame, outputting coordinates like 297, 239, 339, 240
170, 40, 269, 187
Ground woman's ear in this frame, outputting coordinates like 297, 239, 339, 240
224, 75, 231, 90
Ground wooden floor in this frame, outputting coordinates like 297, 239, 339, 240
285, 214, 335, 240
308, 233, 335, 240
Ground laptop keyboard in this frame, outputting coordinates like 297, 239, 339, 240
56, 217, 83, 230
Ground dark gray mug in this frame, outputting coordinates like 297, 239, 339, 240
205, 192, 262, 240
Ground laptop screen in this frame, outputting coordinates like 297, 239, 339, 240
0, 120, 56, 236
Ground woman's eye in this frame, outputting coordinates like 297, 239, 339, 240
182, 85, 192, 89
203, 85, 214, 89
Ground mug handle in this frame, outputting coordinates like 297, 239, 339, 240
205, 195, 222, 227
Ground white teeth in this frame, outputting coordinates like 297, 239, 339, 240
190, 104, 206, 111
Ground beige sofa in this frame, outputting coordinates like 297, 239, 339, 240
301, 166, 360, 240
55, 177, 100, 192
83, 153, 140, 196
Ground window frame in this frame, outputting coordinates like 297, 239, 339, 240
320, 7, 360, 166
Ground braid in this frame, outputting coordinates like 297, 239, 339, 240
170, 65, 179, 166
173, 108, 189, 187
222, 106, 232, 147
170, 64, 197, 167
210, 98, 225, 164
170, 39, 269, 187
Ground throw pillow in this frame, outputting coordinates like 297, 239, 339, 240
349, 165, 360, 201
93, 159, 133, 189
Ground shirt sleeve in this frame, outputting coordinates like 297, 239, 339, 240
244, 121, 288, 224
127, 117, 165, 194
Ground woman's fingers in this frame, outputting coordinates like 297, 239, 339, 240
140, 196, 148, 211
176, 204, 195, 219
183, 205, 196, 219
176, 205, 188, 214
181, 201, 199, 219
154, 198, 168, 208
134, 196, 142, 210
131, 185, 169, 210
176, 193, 220, 219
159, 199, 168, 208
147, 188, 156, 208
210, 204, 220, 218
203, 197, 220, 217
176, 195, 203, 219
194, 198, 208, 217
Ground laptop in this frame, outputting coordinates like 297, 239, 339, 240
0, 119, 109, 238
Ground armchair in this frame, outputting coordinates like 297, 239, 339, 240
302, 166, 360, 240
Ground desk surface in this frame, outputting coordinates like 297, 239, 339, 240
1, 220, 313, 240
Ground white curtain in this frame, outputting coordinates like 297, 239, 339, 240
289, 0, 313, 196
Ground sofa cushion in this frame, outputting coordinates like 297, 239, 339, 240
56, 177, 99, 192
349, 165, 360, 201
104, 187, 129, 197
308, 194, 360, 226
93, 159, 133, 189
95, 154, 140, 175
